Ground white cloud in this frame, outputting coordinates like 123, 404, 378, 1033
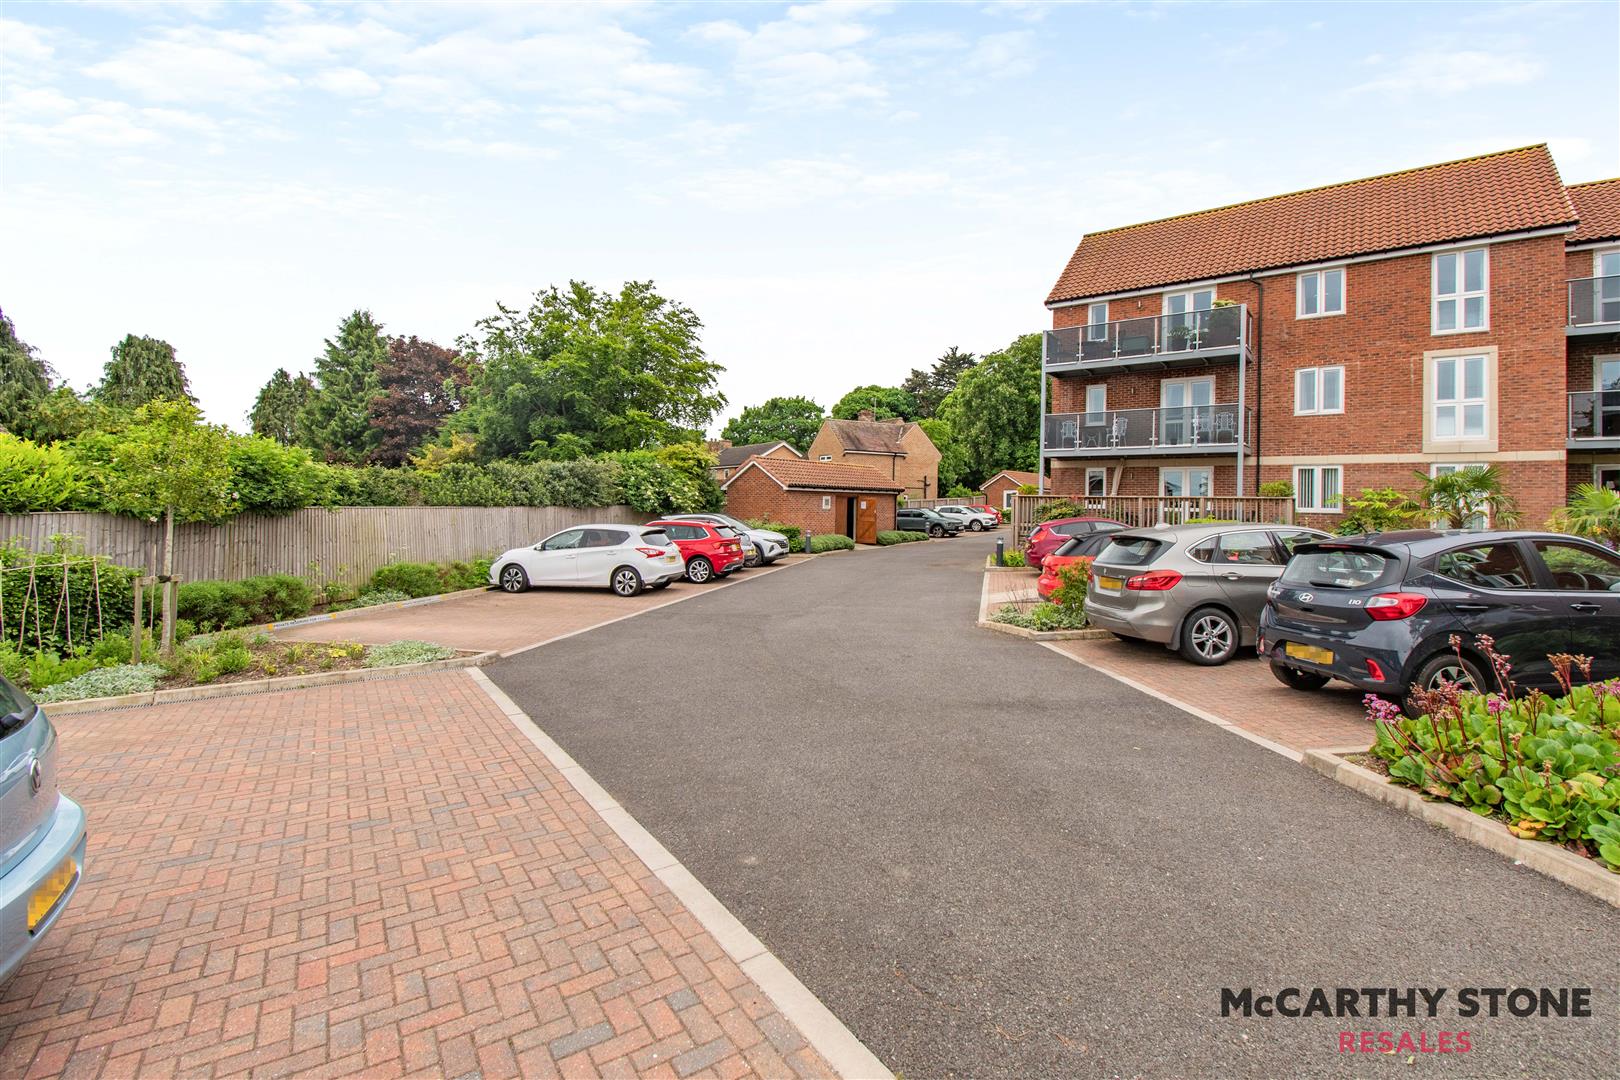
310, 67, 382, 96
85, 29, 299, 104
413, 136, 558, 161
965, 30, 1034, 76
1349, 49, 1542, 96
0, 17, 56, 64
691, 2, 893, 110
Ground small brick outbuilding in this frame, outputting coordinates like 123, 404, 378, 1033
981, 469, 1044, 513
721, 456, 902, 544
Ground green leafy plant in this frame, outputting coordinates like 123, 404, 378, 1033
1336, 487, 1425, 536
1548, 484, 1620, 547
170, 574, 314, 631
0, 434, 85, 513
1258, 480, 1294, 499
364, 640, 456, 668
34, 663, 165, 703
990, 549, 1027, 568
24, 651, 103, 692
875, 530, 928, 545
1369, 636, 1620, 870
1415, 465, 1520, 529
1031, 498, 1085, 525
743, 519, 803, 553
808, 534, 855, 553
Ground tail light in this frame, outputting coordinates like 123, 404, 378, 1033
1126, 569, 1182, 591
635, 546, 667, 557
1366, 592, 1427, 620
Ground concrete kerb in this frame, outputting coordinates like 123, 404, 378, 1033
976, 567, 1107, 641
260, 585, 492, 633
465, 668, 893, 1080
1304, 747, 1620, 909
40, 651, 497, 716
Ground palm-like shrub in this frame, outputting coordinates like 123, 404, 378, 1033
1414, 465, 1519, 529
1549, 484, 1620, 547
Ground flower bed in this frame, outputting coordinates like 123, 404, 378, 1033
1367, 635, 1620, 871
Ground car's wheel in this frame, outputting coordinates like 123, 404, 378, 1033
744, 546, 762, 568
686, 557, 714, 584
1404, 652, 1488, 717
1270, 661, 1330, 691
929, 525, 943, 537
1180, 607, 1239, 666
969, 520, 984, 532
497, 565, 529, 593
610, 566, 644, 596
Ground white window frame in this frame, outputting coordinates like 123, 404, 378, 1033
1430, 464, 1490, 529
1294, 365, 1345, 416
817, 454, 832, 462
1431, 247, 1489, 334
821, 495, 832, 510
1596, 464, 1620, 492
1296, 267, 1346, 318
1158, 466, 1212, 498
1085, 468, 1107, 498
1084, 384, 1107, 425
1086, 302, 1109, 341
1293, 465, 1343, 514
1432, 354, 1488, 441
1002, 487, 1016, 510
1162, 287, 1215, 316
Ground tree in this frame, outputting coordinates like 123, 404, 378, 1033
917, 417, 970, 494
296, 310, 387, 463
456, 281, 725, 459
830, 384, 917, 421
248, 369, 316, 444
367, 336, 470, 466
1415, 465, 1520, 529
0, 307, 55, 434
1548, 483, 1620, 547
720, 396, 824, 451
94, 334, 192, 407
901, 346, 977, 419
935, 333, 1041, 486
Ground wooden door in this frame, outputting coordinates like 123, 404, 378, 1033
855, 496, 878, 544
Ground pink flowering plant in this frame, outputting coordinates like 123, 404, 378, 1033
1367, 634, 1620, 871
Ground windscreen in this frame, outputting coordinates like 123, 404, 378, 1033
1280, 549, 1393, 589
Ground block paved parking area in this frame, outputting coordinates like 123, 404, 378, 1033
0, 671, 832, 1080
274, 558, 806, 656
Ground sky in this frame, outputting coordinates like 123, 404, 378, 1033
2, 0, 1617, 435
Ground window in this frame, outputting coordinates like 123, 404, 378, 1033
1274, 530, 1327, 556
1159, 467, 1211, 497
1216, 531, 1285, 565
1294, 366, 1344, 415
1002, 488, 1015, 510
1084, 385, 1107, 425
1294, 466, 1342, 513
582, 528, 628, 547
1534, 541, 1620, 591
1430, 464, 1492, 529
1435, 543, 1533, 590
818, 454, 832, 462
1432, 356, 1487, 439
1086, 302, 1109, 341
1297, 268, 1345, 317
821, 495, 832, 510
1433, 248, 1488, 333
541, 529, 586, 550
1085, 468, 1107, 498
1598, 465, 1620, 492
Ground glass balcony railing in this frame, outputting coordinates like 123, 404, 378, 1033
1045, 305, 1252, 369
1568, 276, 1620, 328
1569, 390, 1620, 440
1043, 403, 1251, 453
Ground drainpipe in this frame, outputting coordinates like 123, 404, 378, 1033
1246, 274, 1265, 496
1038, 330, 1048, 495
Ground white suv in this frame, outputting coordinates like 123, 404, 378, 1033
491, 524, 687, 596
935, 505, 997, 532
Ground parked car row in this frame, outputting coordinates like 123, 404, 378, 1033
489, 516, 793, 596
1069, 521, 1620, 716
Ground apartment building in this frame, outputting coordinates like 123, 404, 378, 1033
1038, 144, 1620, 529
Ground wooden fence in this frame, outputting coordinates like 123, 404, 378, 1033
1008, 494, 1295, 540
0, 506, 650, 585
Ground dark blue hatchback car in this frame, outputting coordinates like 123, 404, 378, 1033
1259, 530, 1620, 716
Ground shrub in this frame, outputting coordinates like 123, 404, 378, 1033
1336, 487, 1424, 536
172, 574, 314, 631
0, 644, 24, 684
364, 640, 456, 668
1548, 484, 1620, 547
876, 530, 928, 545
0, 434, 85, 513
368, 561, 444, 598
352, 588, 411, 608
24, 651, 102, 691
1258, 480, 1294, 499
226, 437, 334, 515
1369, 637, 1620, 870
809, 534, 855, 553
991, 550, 1026, 568
1051, 563, 1087, 613
990, 602, 1085, 631
34, 663, 165, 703
0, 540, 140, 657
1032, 499, 1085, 524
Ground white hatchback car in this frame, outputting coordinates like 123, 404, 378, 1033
935, 505, 997, 532
490, 524, 686, 597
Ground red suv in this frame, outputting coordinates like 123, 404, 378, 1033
1024, 516, 1124, 569
971, 504, 1003, 524
651, 519, 746, 583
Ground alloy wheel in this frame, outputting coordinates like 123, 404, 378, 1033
613, 568, 641, 596
1428, 664, 1478, 691
499, 566, 526, 593
688, 559, 712, 583
1190, 614, 1234, 660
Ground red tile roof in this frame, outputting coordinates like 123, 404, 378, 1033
724, 456, 905, 493
1047, 144, 1577, 305
985, 469, 1041, 487
1568, 178, 1620, 245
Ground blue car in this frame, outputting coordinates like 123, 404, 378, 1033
1, 677, 87, 986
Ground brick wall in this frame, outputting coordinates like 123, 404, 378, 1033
721, 468, 897, 537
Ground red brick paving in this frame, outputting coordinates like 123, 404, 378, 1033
1048, 638, 1375, 753
0, 671, 832, 1079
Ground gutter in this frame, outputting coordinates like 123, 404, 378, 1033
1247, 273, 1264, 495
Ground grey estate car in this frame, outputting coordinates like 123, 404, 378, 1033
1084, 523, 1330, 665
1, 677, 87, 985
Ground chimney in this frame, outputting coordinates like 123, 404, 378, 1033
705, 439, 733, 453
884, 416, 905, 425
856, 408, 875, 422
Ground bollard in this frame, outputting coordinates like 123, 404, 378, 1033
995, 537, 1005, 567
803, 529, 812, 554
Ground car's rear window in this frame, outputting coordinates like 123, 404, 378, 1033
639, 529, 672, 546
1281, 549, 1393, 589
716, 526, 738, 538
2, 677, 35, 725
1097, 537, 1167, 567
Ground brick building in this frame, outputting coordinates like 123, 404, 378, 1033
1038, 144, 1620, 530
706, 439, 802, 482
981, 469, 1043, 513
721, 456, 902, 544
806, 411, 943, 500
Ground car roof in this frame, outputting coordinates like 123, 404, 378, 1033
1305, 528, 1585, 554
1038, 516, 1120, 526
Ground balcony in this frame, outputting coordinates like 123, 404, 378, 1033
1043, 403, 1253, 457
1045, 304, 1253, 374
1567, 276, 1620, 334
1569, 390, 1620, 449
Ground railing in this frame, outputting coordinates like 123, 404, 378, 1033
1569, 390, 1620, 440
1008, 493, 1294, 541
1043, 404, 1251, 453
1568, 276, 1620, 328
1045, 304, 1252, 368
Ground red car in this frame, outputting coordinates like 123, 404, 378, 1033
1024, 516, 1124, 568
1036, 531, 1120, 599
649, 519, 746, 583
970, 504, 1003, 524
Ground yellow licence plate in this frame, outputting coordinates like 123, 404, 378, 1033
1096, 575, 1124, 591
1285, 642, 1334, 665
28, 855, 77, 933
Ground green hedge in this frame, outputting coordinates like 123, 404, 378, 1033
809, 534, 855, 553
876, 530, 928, 545
744, 519, 803, 553
170, 574, 314, 632
0, 541, 140, 656
368, 558, 492, 598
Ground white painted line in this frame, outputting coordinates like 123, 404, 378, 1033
466, 667, 892, 1080
1037, 642, 1304, 763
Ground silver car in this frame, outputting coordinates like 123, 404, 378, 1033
1085, 523, 1330, 665
935, 505, 997, 532
679, 513, 789, 567
2, 678, 88, 986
